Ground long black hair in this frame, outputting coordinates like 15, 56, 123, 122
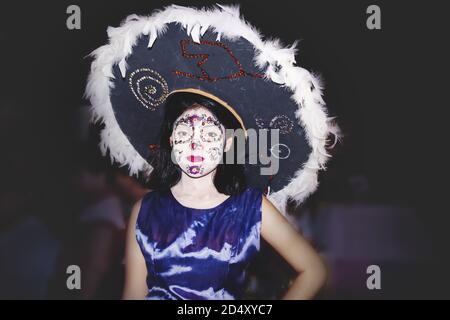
146, 92, 247, 195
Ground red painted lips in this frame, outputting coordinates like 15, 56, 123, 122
187, 155, 204, 163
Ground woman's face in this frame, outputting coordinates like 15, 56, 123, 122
170, 107, 226, 177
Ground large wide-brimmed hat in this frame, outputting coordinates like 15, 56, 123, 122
84, 4, 341, 214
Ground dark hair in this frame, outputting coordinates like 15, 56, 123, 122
146, 92, 247, 195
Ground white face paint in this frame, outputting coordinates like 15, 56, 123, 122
171, 107, 225, 177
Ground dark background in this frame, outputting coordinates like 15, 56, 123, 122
1, 0, 448, 299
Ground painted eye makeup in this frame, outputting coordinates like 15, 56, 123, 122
173, 124, 193, 144
200, 125, 223, 143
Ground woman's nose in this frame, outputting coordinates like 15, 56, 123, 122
191, 141, 202, 150
190, 127, 202, 150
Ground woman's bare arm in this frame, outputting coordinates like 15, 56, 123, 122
122, 199, 148, 299
261, 195, 327, 299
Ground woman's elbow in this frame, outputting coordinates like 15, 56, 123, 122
298, 254, 328, 289
309, 255, 328, 288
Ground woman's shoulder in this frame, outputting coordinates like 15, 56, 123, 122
140, 188, 169, 205
238, 186, 264, 202
234, 186, 263, 221
133, 189, 164, 227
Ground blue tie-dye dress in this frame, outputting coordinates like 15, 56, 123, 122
135, 186, 263, 300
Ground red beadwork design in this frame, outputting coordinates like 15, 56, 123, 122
172, 39, 264, 82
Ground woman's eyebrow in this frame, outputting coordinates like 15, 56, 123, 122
175, 123, 191, 127
201, 124, 222, 128
173, 121, 191, 128
175, 114, 220, 127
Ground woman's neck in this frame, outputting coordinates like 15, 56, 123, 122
173, 168, 218, 196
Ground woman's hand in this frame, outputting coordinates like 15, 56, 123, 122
122, 199, 149, 300
261, 195, 327, 300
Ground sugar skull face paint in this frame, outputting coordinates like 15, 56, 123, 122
171, 107, 225, 177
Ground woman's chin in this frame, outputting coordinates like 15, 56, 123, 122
181, 165, 218, 178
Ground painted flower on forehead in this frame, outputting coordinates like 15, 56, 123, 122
171, 108, 226, 178
174, 107, 222, 128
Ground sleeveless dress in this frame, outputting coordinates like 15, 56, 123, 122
135, 186, 263, 300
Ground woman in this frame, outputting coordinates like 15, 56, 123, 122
121, 92, 327, 300
85, 4, 340, 300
